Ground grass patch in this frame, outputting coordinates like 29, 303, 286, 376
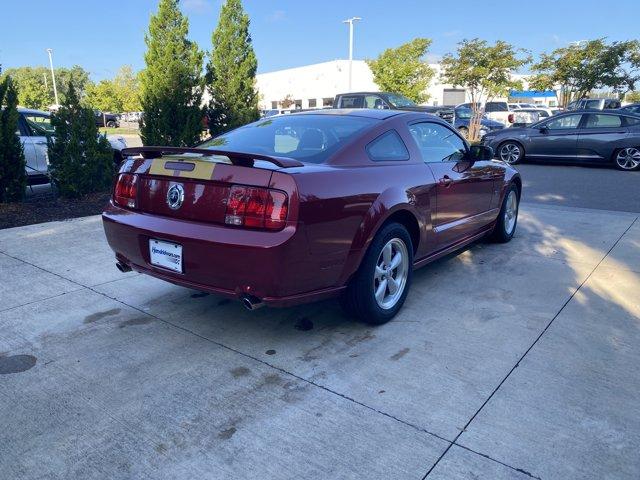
99, 127, 140, 135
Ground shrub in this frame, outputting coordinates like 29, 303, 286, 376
0, 75, 27, 202
48, 83, 114, 198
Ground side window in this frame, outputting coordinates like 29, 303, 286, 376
409, 122, 466, 163
339, 95, 364, 108
584, 114, 622, 128
543, 114, 582, 129
623, 116, 640, 126
364, 95, 385, 109
366, 130, 409, 161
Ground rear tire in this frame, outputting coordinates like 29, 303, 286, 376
489, 184, 519, 243
498, 141, 524, 165
613, 147, 640, 171
106, 120, 117, 128
341, 222, 413, 325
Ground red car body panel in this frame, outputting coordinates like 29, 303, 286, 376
103, 110, 520, 307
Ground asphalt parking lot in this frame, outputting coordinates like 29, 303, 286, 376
517, 163, 640, 213
1, 200, 639, 479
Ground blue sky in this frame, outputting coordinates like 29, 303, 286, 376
2, 0, 639, 80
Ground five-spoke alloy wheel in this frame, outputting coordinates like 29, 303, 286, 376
489, 184, 520, 243
342, 222, 413, 325
374, 238, 409, 310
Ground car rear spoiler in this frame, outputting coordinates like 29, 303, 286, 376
120, 146, 304, 168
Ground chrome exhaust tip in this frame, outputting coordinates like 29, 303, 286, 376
116, 261, 132, 273
241, 295, 264, 311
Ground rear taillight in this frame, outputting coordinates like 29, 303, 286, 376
114, 173, 138, 209
225, 185, 288, 230
508, 113, 514, 124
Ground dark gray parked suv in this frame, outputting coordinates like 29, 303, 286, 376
567, 98, 621, 110
482, 109, 640, 171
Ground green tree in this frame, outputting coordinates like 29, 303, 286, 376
1, 67, 53, 109
441, 39, 530, 141
48, 84, 114, 198
0, 75, 27, 202
626, 91, 640, 103
114, 66, 142, 112
530, 39, 640, 107
140, 0, 204, 146
85, 66, 141, 113
206, 0, 259, 136
86, 79, 121, 112
1, 65, 92, 109
367, 38, 435, 103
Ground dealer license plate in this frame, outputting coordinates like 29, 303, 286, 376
149, 239, 183, 273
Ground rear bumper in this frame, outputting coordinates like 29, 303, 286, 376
102, 202, 345, 307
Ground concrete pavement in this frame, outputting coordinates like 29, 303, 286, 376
0, 204, 638, 479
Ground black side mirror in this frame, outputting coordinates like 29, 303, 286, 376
539, 125, 549, 133
469, 145, 494, 161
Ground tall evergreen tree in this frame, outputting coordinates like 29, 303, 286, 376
140, 0, 204, 146
206, 0, 259, 136
48, 84, 114, 198
0, 75, 27, 202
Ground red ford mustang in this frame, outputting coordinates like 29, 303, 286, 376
103, 109, 521, 324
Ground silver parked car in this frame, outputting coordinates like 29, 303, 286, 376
17, 108, 128, 185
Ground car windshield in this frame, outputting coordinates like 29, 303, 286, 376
24, 114, 55, 135
385, 93, 417, 108
199, 114, 376, 164
455, 107, 473, 119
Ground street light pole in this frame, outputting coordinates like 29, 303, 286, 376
342, 17, 361, 92
46, 48, 59, 106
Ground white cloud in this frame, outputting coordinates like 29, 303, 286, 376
266, 10, 286, 23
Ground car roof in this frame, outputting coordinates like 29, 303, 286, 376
291, 108, 406, 120
17, 107, 50, 115
339, 91, 391, 96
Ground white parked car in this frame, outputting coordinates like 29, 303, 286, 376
458, 102, 539, 127
17, 108, 127, 185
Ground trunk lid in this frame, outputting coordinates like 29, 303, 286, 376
120, 149, 297, 225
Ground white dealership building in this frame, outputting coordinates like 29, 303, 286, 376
255, 59, 549, 110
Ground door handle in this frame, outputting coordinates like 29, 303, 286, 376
34, 141, 48, 145
439, 175, 453, 188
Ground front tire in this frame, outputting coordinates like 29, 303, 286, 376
498, 141, 524, 165
489, 184, 519, 243
341, 222, 413, 325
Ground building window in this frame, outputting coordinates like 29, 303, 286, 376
271, 101, 278, 109
308, 98, 317, 108
323, 97, 334, 107
294, 99, 302, 109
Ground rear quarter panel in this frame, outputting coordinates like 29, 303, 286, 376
293, 115, 439, 287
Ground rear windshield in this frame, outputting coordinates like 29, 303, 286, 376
200, 114, 376, 164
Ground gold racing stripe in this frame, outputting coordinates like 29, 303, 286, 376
148, 157, 216, 180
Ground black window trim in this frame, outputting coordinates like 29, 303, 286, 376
407, 119, 469, 163
365, 129, 410, 162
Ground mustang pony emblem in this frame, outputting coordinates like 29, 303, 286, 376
166, 184, 185, 210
